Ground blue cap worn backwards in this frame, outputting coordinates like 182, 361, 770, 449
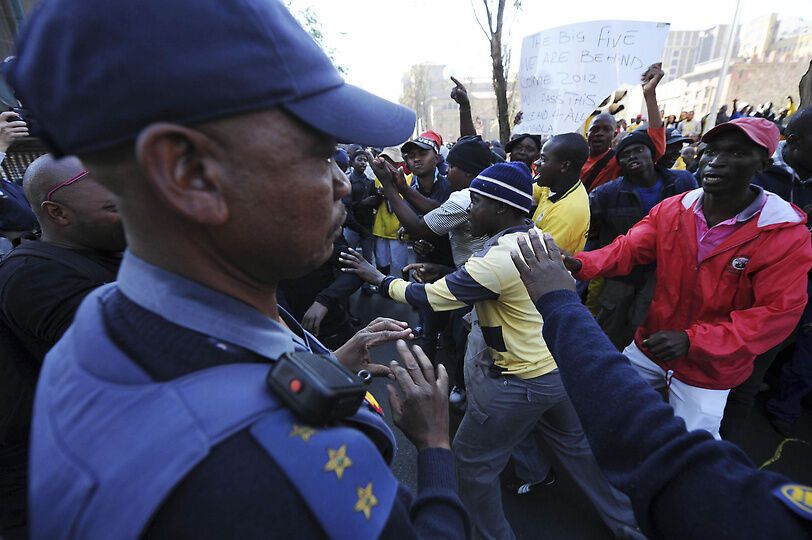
5, 0, 416, 155
469, 161, 534, 213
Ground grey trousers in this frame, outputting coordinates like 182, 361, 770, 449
454, 321, 638, 540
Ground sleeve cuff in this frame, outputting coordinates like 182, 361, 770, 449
313, 294, 334, 308
534, 289, 582, 321
417, 448, 457, 492
380, 276, 397, 299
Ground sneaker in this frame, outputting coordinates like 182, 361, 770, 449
508, 469, 556, 496
449, 386, 466, 405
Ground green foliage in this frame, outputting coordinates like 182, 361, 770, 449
285, 2, 348, 76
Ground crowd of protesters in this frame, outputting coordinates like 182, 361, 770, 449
0, 1, 810, 539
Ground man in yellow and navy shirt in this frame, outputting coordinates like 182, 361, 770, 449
341, 162, 639, 540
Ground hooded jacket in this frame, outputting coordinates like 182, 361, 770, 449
576, 188, 812, 389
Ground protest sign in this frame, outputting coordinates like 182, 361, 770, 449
518, 20, 669, 136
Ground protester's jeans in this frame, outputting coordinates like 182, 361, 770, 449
768, 294, 812, 423
454, 320, 637, 540
343, 229, 374, 263
373, 238, 409, 276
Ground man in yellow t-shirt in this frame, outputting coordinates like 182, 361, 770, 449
512, 132, 592, 500
372, 147, 410, 277
531, 133, 591, 254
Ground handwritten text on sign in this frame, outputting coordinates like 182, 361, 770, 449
518, 21, 669, 136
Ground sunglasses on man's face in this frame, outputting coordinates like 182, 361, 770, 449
45, 170, 88, 202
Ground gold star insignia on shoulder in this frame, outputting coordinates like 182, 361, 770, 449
289, 424, 317, 442
324, 444, 353, 480
354, 482, 378, 520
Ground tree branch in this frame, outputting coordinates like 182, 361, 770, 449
482, 0, 495, 35
470, 0, 492, 41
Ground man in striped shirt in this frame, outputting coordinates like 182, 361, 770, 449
342, 162, 640, 540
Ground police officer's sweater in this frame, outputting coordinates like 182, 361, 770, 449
535, 289, 812, 538
100, 289, 467, 539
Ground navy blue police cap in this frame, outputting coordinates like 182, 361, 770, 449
4, 0, 416, 155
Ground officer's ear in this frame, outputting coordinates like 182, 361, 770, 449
135, 123, 230, 225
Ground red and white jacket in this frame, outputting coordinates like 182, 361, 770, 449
577, 188, 812, 389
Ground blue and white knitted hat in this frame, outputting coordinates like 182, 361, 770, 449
469, 161, 534, 213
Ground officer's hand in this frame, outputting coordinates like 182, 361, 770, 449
642, 331, 690, 361
302, 301, 329, 336
387, 340, 450, 450
510, 229, 576, 304
339, 248, 385, 285
334, 318, 413, 377
0, 111, 28, 153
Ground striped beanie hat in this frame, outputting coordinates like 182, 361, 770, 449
469, 161, 534, 213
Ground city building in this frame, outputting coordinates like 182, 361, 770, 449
400, 63, 518, 142
661, 30, 702, 79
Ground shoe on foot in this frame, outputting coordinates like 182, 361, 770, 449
508, 469, 556, 496
449, 386, 466, 405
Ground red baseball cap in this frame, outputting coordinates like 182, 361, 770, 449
401, 130, 442, 154
702, 117, 779, 157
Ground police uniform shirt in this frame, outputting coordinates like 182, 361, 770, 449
102, 253, 467, 538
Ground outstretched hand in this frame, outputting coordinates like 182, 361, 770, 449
370, 157, 396, 185
387, 340, 450, 450
450, 76, 470, 108
334, 318, 414, 377
371, 157, 409, 193
641, 63, 664, 95
510, 229, 577, 304
340, 248, 386, 285
402, 262, 453, 283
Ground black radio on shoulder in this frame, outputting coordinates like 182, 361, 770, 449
266, 351, 368, 426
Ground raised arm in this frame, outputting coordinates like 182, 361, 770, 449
370, 159, 438, 239
450, 76, 477, 138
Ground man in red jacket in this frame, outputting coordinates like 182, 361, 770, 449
564, 117, 812, 439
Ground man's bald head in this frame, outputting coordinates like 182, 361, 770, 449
592, 113, 617, 130
22, 153, 126, 252
23, 154, 87, 216
586, 113, 617, 156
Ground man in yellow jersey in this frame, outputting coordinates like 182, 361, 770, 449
532, 133, 592, 254
341, 162, 640, 540
372, 147, 411, 279
509, 132, 592, 498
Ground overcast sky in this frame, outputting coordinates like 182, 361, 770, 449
287, 0, 810, 102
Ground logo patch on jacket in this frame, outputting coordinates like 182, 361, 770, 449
773, 484, 812, 520
730, 256, 750, 271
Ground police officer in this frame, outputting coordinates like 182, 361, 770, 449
6, 1, 468, 538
